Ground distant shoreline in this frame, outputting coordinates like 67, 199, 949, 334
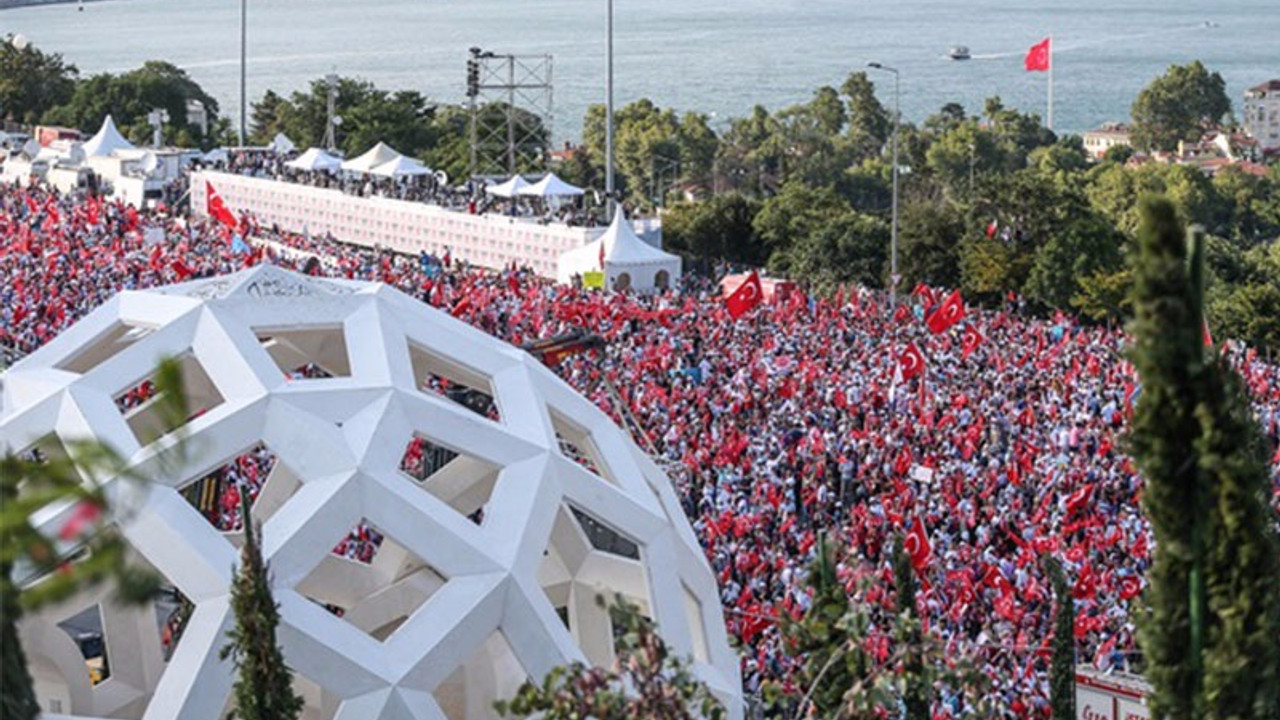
0, 0, 107, 9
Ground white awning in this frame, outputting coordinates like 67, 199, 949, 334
485, 175, 530, 198
340, 142, 405, 173
82, 115, 137, 157
370, 155, 433, 178
517, 172, 585, 197
286, 147, 343, 173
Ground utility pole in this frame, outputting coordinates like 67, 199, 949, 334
239, 0, 247, 146
868, 62, 900, 307
323, 73, 339, 152
605, 0, 616, 220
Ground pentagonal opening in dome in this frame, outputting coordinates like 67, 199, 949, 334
152, 586, 193, 662
548, 410, 616, 485
55, 320, 156, 374
178, 443, 301, 545
296, 520, 448, 643
399, 434, 500, 526
434, 629, 529, 720
255, 325, 351, 379
408, 341, 500, 421
56, 604, 111, 686
113, 353, 225, 445
536, 504, 653, 667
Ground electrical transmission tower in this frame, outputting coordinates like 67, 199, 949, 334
466, 47, 553, 179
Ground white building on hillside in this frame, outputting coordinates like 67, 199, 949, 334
1243, 79, 1280, 152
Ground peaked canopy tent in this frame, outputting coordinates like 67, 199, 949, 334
340, 142, 405, 174
557, 211, 681, 293
370, 155, 433, 178
517, 172, 584, 197
485, 175, 530, 198
285, 147, 343, 173
82, 115, 137, 157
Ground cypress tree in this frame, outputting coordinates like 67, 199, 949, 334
1044, 556, 1075, 720
219, 516, 304, 720
893, 536, 927, 720
1129, 196, 1280, 720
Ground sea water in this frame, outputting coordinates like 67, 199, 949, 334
2, 0, 1276, 142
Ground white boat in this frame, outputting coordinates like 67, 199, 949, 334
949, 45, 971, 60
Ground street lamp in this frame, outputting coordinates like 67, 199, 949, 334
323, 73, 340, 152
239, 0, 247, 146
605, 0, 616, 221
867, 62, 899, 307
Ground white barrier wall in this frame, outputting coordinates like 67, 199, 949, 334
192, 171, 604, 278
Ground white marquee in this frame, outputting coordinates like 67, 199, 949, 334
2, 265, 739, 720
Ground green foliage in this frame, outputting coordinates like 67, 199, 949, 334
778, 210, 889, 290
583, 99, 717, 207
897, 199, 963, 290
494, 595, 724, 720
44, 61, 222, 148
774, 539, 989, 719
249, 76, 446, 163
1130, 61, 1231, 152
1, 358, 188, 720
219, 517, 304, 720
0, 37, 77, 125
661, 194, 764, 265
1044, 557, 1075, 720
1129, 197, 1280, 720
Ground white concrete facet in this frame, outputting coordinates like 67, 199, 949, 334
3, 265, 740, 720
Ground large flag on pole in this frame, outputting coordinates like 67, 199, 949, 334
1025, 37, 1053, 129
725, 271, 764, 319
1024, 37, 1050, 71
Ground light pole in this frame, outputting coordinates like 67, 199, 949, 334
868, 62, 899, 307
239, 0, 247, 146
323, 73, 340, 152
605, 0, 616, 220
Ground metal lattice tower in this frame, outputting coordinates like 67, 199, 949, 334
466, 48, 553, 179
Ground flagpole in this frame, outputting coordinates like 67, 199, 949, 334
1047, 35, 1054, 132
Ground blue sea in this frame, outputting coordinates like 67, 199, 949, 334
2, 0, 1276, 142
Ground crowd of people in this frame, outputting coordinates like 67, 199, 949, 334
3, 181, 1280, 717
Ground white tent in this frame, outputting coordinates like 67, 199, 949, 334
340, 142, 404, 174
517, 172, 584, 197
285, 147, 343, 173
370, 155, 433, 178
485, 175, 530, 198
269, 132, 297, 155
82, 115, 137, 157
201, 148, 229, 164
557, 211, 682, 293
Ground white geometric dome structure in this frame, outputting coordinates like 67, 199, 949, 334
1, 266, 741, 720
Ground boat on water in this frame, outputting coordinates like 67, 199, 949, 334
949, 45, 971, 60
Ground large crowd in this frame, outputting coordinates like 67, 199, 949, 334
3, 182, 1279, 717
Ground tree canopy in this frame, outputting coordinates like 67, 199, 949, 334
1130, 61, 1230, 152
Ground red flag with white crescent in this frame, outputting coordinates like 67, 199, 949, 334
897, 342, 926, 382
961, 324, 984, 358
905, 517, 931, 570
1025, 37, 1051, 72
926, 290, 965, 334
206, 181, 239, 230
725, 271, 764, 319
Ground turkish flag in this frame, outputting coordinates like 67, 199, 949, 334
905, 517, 931, 570
926, 290, 965, 334
726, 271, 764, 319
985, 219, 999, 239
58, 500, 103, 541
911, 283, 937, 310
206, 182, 239, 230
1119, 575, 1142, 601
1025, 37, 1051, 72
598, 240, 607, 269
898, 342, 926, 381
961, 324, 984, 358
1202, 319, 1213, 348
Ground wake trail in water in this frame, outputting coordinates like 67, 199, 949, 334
955, 22, 1213, 63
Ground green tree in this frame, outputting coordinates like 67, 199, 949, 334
893, 537, 927, 720
660, 194, 764, 265
1, 359, 187, 720
777, 210, 889, 289
45, 61, 221, 147
1130, 61, 1230, 152
897, 199, 964, 290
1129, 197, 1280, 720
219, 515, 304, 720
250, 77, 446, 161
583, 99, 719, 207
495, 595, 724, 720
1044, 557, 1075, 720
0, 37, 78, 125
752, 181, 850, 266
